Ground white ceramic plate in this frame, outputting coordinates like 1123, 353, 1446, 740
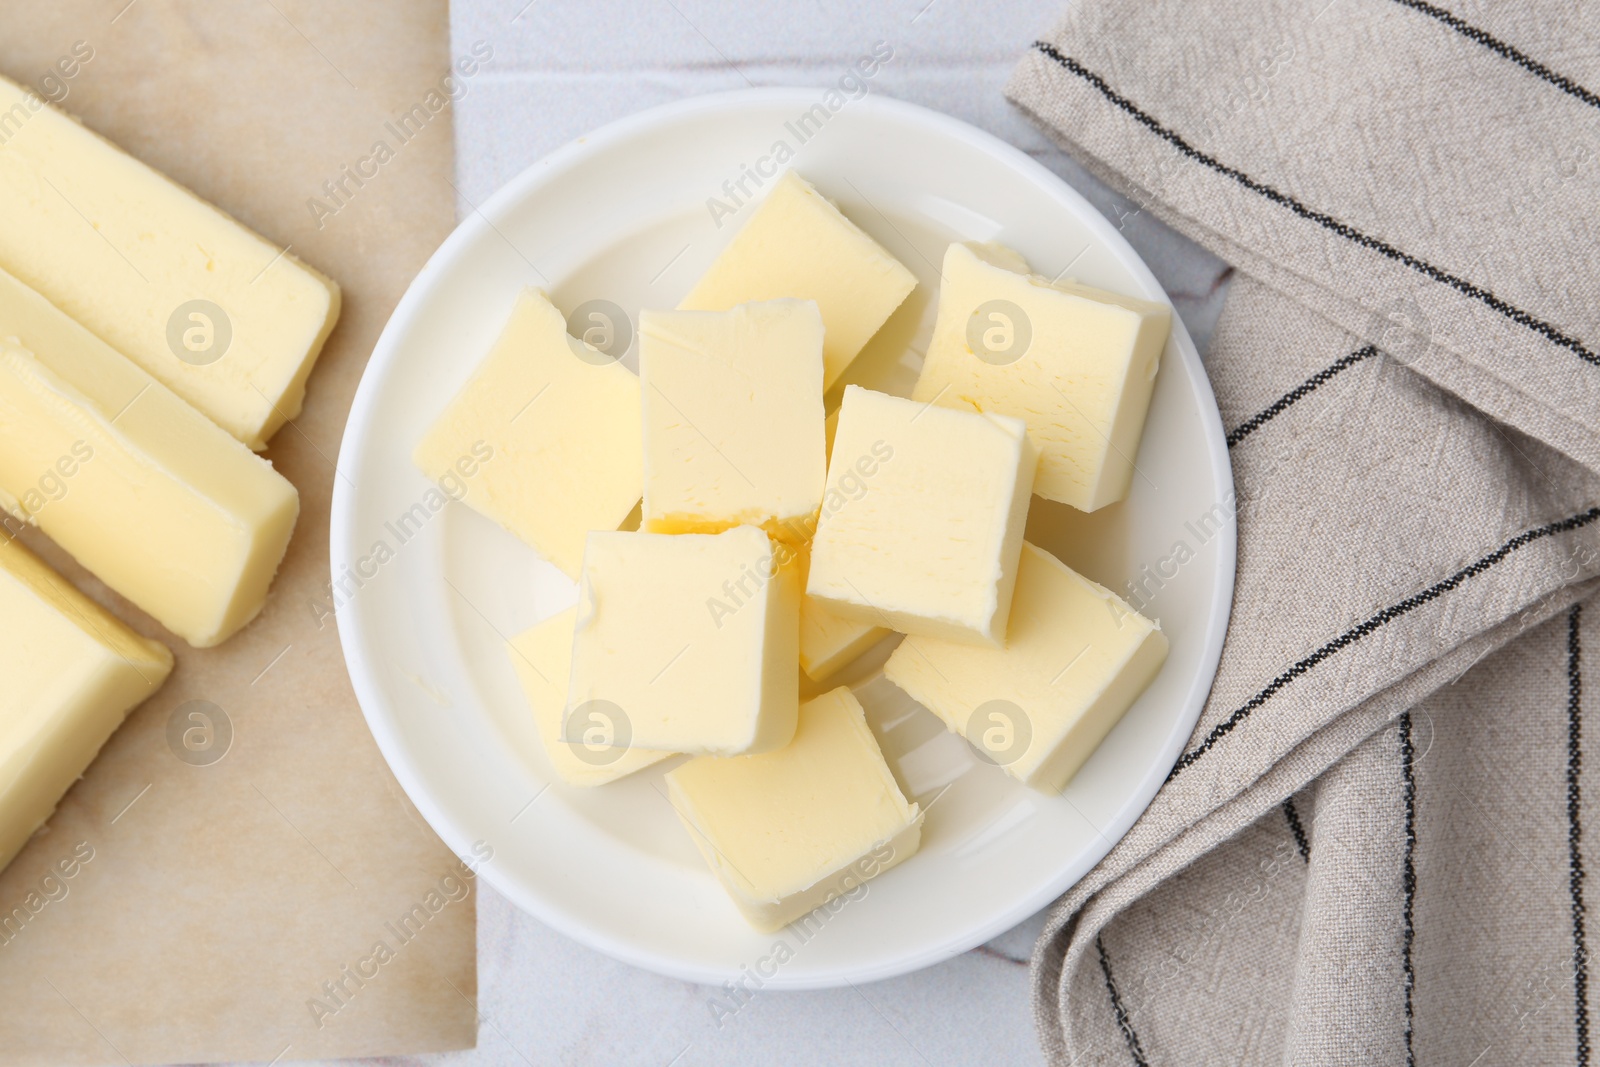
333, 89, 1235, 988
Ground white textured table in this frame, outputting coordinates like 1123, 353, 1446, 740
335, 3, 1229, 1064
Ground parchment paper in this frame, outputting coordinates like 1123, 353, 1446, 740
0, 1, 477, 1062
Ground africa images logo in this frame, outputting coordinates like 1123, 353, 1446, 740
703, 42, 895, 228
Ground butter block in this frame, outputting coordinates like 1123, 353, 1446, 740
0, 273, 299, 647
0, 536, 173, 871
665, 686, 922, 932
0, 75, 340, 450
913, 242, 1171, 511
640, 300, 825, 537
506, 606, 672, 786
415, 288, 642, 579
680, 170, 917, 388
806, 385, 1036, 646
567, 526, 799, 756
798, 544, 887, 682
885, 542, 1168, 793
798, 410, 887, 679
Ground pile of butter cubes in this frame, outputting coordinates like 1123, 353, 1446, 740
0, 76, 339, 872
418, 170, 1171, 931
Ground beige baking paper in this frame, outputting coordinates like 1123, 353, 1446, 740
0, 1, 479, 1062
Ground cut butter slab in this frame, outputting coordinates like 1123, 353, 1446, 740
885, 542, 1168, 793
415, 288, 642, 579
0, 272, 299, 647
679, 170, 916, 388
807, 385, 1036, 647
0, 536, 173, 871
913, 241, 1171, 511
0, 75, 340, 450
506, 606, 672, 787
640, 300, 825, 538
665, 686, 921, 932
797, 543, 885, 682
796, 407, 887, 680
567, 526, 798, 757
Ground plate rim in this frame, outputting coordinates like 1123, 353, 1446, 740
332, 86, 1237, 988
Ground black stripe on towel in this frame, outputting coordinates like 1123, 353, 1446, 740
1029, 42, 1600, 370
1227, 345, 1377, 448
1096, 934, 1149, 1067
1570, 604, 1591, 1066
1283, 796, 1311, 862
1169, 508, 1600, 779
1388, 0, 1600, 112
1400, 711, 1417, 1067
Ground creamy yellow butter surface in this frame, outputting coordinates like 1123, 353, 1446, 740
913, 242, 1170, 511
640, 300, 825, 539
797, 544, 886, 682
0, 536, 172, 871
567, 526, 799, 757
679, 171, 916, 388
414, 288, 642, 579
0, 75, 340, 450
885, 542, 1168, 793
806, 385, 1036, 646
0, 271, 299, 647
797, 409, 886, 680
665, 686, 921, 932
506, 606, 672, 787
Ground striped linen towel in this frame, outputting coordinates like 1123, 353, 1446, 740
1007, 1, 1600, 1062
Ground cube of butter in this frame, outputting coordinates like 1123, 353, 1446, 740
0, 269, 300, 648
798, 408, 886, 681
913, 241, 1171, 511
679, 170, 917, 388
0, 536, 173, 871
567, 526, 799, 756
885, 542, 1168, 793
640, 300, 825, 538
415, 288, 642, 579
807, 385, 1036, 646
665, 685, 922, 932
506, 606, 672, 787
798, 544, 886, 682
0, 76, 340, 450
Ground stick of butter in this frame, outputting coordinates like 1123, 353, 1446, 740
807, 385, 1036, 647
0, 270, 299, 647
885, 542, 1168, 794
913, 241, 1170, 512
0, 75, 340, 450
679, 171, 917, 389
640, 300, 825, 538
665, 686, 922, 932
415, 288, 642, 579
567, 526, 798, 757
0, 535, 173, 871
506, 606, 672, 787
